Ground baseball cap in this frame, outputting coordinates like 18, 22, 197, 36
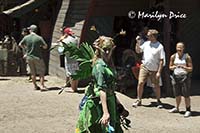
28, 24, 37, 32
64, 27, 74, 35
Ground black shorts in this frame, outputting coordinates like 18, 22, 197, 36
172, 75, 191, 97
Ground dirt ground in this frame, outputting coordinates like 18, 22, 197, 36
0, 76, 200, 133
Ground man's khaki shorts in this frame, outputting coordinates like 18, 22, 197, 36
27, 58, 45, 76
138, 64, 159, 86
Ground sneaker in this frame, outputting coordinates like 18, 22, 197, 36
169, 107, 179, 113
156, 100, 163, 109
184, 111, 191, 118
132, 99, 142, 107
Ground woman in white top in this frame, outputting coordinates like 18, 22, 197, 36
169, 42, 193, 117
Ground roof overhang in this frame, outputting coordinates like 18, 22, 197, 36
3, 0, 48, 18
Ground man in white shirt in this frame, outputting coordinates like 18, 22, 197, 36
133, 29, 165, 108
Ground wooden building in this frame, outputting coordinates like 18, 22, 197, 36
49, 0, 200, 95
3, 0, 61, 74
3, 0, 200, 95
50, 0, 90, 78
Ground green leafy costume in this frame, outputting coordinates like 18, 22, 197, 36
76, 58, 122, 133
54, 40, 123, 133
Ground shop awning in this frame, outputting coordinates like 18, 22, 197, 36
3, 0, 48, 18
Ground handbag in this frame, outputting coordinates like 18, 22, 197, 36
173, 73, 187, 83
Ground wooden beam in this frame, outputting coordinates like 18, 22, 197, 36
3, 0, 35, 14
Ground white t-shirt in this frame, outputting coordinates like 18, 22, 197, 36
58, 35, 78, 54
140, 41, 165, 71
62, 35, 78, 45
61, 35, 79, 76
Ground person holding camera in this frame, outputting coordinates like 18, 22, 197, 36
132, 29, 165, 108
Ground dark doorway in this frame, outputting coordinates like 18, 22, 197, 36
112, 16, 164, 67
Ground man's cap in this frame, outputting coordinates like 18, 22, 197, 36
28, 24, 38, 32
64, 27, 74, 35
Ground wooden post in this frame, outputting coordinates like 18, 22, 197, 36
163, 0, 173, 97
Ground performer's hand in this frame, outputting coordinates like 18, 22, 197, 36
99, 113, 110, 126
